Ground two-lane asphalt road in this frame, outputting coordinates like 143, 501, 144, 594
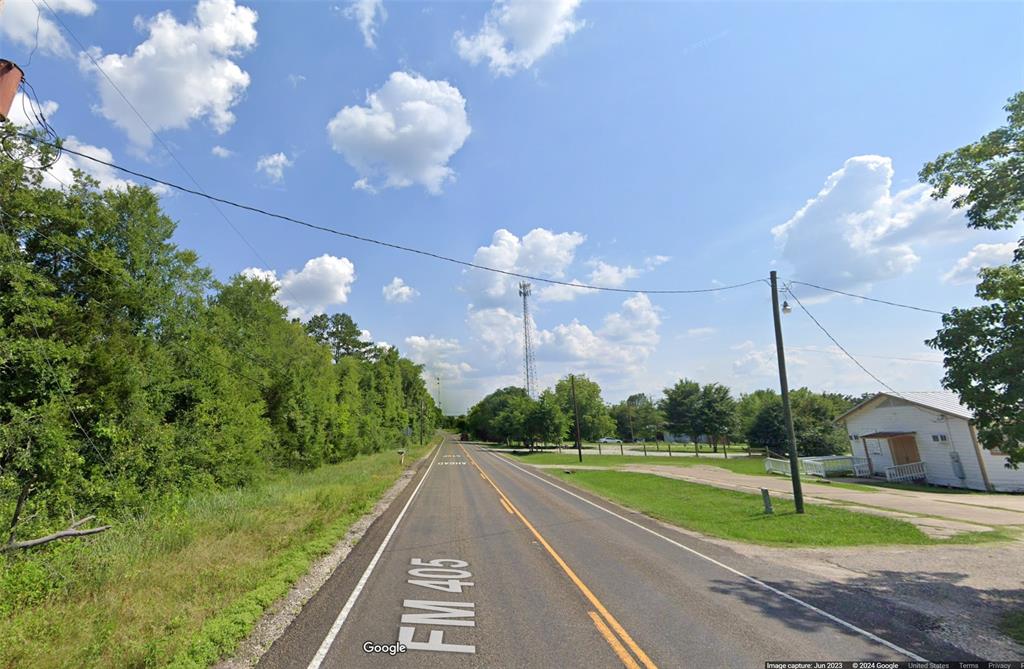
258, 439, 970, 668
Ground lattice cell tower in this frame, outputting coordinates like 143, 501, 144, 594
518, 281, 539, 398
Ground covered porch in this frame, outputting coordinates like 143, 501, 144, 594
764, 430, 928, 483
858, 431, 928, 483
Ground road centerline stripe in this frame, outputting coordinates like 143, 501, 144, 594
306, 440, 444, 669
458, 444, 657, 669
488, 450, 927, 663
588, 611, 642, 669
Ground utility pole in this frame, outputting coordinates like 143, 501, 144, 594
770, 270, 804, 514
571, 374, 583, 463
435, 375, 442, 415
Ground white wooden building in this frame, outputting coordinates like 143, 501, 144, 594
836, 391, 1023, 492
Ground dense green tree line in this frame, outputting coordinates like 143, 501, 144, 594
465, 373, 853, 457
0, 135, 437, 549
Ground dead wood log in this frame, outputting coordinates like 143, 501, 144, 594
1, 515, 111, 552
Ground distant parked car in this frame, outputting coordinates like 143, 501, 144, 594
597, 437, 623, 443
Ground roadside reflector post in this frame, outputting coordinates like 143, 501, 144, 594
761, 488, 773, 514
398, 449, 406, 466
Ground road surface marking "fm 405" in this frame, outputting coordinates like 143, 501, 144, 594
399, 558, 476, 654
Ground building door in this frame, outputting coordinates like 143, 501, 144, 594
889, 435, 920, 465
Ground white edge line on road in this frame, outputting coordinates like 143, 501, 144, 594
486, 450, 928, 663
307, 441, 444, 669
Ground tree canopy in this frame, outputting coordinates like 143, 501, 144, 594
609, 393, 663, 442
920, 91, 1024, 467
554, 375, 615, 442
0, 131, 437, 550
742, 388, 851, 457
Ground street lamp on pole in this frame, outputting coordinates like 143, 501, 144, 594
770, 271, 805, 514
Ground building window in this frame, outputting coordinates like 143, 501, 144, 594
931, 434, 948, 443
849, 434, 859, 441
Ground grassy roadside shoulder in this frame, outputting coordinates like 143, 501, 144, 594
0, 436, 441, 669
544, 469, 1005, 547
1000, 610, 1024, 645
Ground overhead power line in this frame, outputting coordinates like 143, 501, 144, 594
786, 347, 943, 365
31, 0, 312, 314
1, 195, 273, 389
785, 285, 900, 394
16, 134, 766, 296
788, 280, 946, 315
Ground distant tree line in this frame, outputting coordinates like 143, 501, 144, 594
465, 374, 856, 457
0, 136, 437, 550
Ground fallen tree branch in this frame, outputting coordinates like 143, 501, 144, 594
1, 515, 111, 552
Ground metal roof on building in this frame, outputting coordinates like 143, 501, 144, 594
859, 431, 916, 439
837, 391, 974, 423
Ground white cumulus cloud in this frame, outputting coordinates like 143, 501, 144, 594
241, 254, 356, 320
466, 306, 524, 361
0, 0, 96, 57
644, 255, 671, 269
404, 335, 472, 380
943, 242, 1018, 285
536, 279, 596, 302
343, 0, 386, 48
772, 155, 967, 291
81, 0, 258, 149
211, 145, 233, 158
45, 137, 136, 192
326, 71, 471, 194
6, 91, 59, 128
544, 293, 662, 369
256, 152, 293, 183
383, 276, 419, 303
455, 0, 583, 76
588, 260, 640, 288
465, 228, 585, 305
7, 93, 152, 193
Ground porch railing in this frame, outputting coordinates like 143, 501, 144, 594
802, 456, 857, 478
885, 461, 927, 483
764, 458, 792, 476
852, 457, 871, 477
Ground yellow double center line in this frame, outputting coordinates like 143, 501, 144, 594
458, 444, 657, 669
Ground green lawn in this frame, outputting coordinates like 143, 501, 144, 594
506, 451, 771, 476
0, 436, 440, 669
1000, 609, 1024, 645
546, 470, 1004, 547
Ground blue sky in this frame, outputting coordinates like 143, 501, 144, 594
4, 0, 1022, 412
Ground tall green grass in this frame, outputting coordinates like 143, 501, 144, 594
0, 437, 438, 668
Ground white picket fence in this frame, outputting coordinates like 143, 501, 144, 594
852, 457, 871, 477
885, 461, 927, 483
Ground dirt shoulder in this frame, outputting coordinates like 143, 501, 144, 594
708, 529, 1024, 660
